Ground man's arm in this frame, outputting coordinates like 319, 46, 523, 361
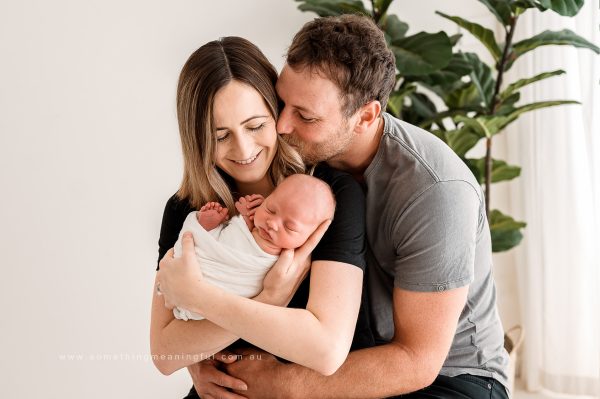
228, 285, 468, 399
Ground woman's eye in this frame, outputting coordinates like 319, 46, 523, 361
248, 123, 266, 132
216, 132, 229, 142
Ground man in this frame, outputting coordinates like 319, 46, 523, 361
189, 14, 510, 398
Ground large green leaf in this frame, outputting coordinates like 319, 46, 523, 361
495, 92, 520, 115
463, 53, 496, 108
382, 14, 409, 44
477, 0, 512, 26
484, 100, 580, 134
444, 82, 483, 109
436, 12, 502, 61
500, 69, 565, 101
414, 53, 473, 95
391, 32, 453, 75
410, 93, 437, 118
419, 108, 479, 130
489, 209, 526, 252
513, 29, 600, 59
466, 157, 521, 184
387, 85, 417, 117
449, 33, 463, 46
445, 128, 482, 157
511, 100, 580, 118
455, 115, 492, 138
538, 0, 584, 16
511, 0, 548, 12
295, 0, 368, 17
402, 92, 439, 127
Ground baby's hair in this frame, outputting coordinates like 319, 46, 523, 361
280, 174, 336, 221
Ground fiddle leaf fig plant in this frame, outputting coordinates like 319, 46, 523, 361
294, 0, 599, 252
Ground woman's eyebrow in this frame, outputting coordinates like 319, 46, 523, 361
241, 115, 268, 124
215, 115, 268, 130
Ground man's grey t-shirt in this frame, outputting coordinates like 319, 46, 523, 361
364, 113, 509, 389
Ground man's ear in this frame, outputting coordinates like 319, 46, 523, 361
353, 100, 382, 134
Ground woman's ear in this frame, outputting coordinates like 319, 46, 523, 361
354, 100, 382, 134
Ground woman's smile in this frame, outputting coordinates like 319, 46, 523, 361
231, 149, 262, 166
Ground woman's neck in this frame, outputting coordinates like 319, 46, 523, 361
236, 176, 275, 198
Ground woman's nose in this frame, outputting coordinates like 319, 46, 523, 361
231, 132, 255, 159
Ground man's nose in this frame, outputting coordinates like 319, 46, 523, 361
276, 107, 292, 135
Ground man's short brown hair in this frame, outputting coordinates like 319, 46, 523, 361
286, 14, 396, 116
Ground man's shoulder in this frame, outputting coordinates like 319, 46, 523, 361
370, 113, 481, 193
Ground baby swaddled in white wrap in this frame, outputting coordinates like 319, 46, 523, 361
171, 174, 337, 321
173, 213, 277, 320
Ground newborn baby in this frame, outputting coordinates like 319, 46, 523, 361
173, 174, 336, 321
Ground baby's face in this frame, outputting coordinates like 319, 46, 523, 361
252, 182, 322, 250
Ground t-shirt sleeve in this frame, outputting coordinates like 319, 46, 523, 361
392, 180, 481, 291
311, 168, 367, 271
156, 194, 194, 271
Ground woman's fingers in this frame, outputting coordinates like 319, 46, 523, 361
295, 219, 331, 261
180, 232, 196, 262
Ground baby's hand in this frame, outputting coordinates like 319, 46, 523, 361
235, 194, 264, 221
197, 202, 229, 231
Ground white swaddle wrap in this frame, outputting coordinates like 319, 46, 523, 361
173, 212, 278, 321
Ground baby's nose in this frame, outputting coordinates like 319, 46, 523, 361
266, 219, 278, 232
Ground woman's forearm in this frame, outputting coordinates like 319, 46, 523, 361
155, 318, 239, 375
185, 262, 361, 376
150, 275, 238, 375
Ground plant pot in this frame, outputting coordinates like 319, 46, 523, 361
504, 325, 524, 394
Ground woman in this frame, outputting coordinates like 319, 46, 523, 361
150, 36, 370, 395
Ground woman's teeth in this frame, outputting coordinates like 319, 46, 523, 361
233, 152, 259, 165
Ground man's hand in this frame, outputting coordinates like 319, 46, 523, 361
258, 219, 331, 306
187, 351, 249, 399
226, 348, 288, 399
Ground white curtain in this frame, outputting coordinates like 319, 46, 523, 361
505, 1, 600, 397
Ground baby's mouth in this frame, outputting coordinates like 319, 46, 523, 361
257, 226, 271, 241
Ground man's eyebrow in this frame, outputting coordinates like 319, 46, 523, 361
292, 105, 313, 114
216, 115, 269, 130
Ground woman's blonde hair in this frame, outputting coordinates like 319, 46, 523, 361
175, 37, 305, 213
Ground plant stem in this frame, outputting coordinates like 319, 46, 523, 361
484, 15, 518, 218
370, 0, 380, 23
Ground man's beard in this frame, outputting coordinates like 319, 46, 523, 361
281, 125, 353, 165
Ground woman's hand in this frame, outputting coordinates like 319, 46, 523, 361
257, 219, 331, 306
157, 232, 204, 310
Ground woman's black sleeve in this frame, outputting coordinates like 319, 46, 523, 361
310, 165, 367, 271
156, 194, 194, 271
